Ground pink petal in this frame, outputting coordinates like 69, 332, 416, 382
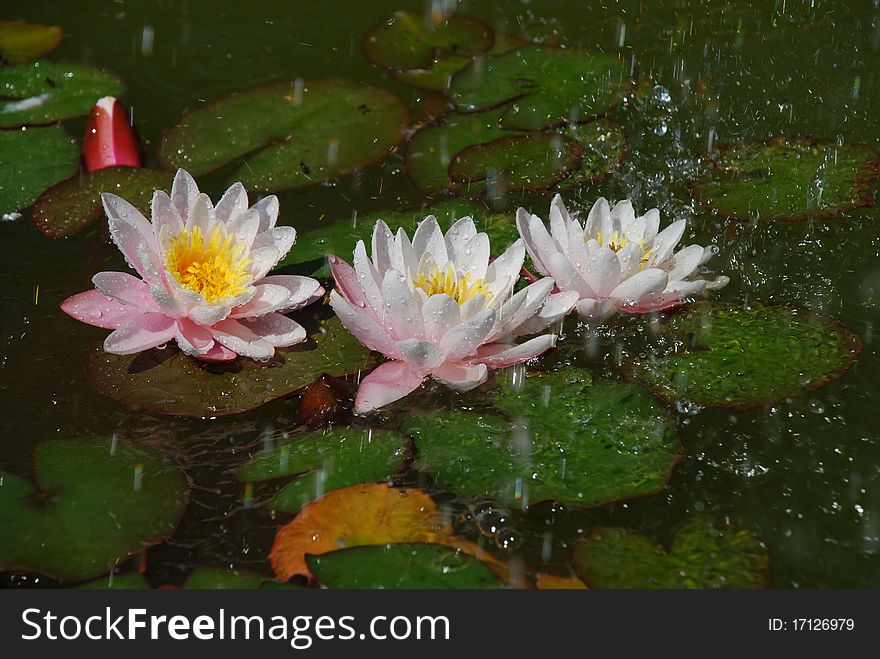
91, 271, 157, 310
151, 190, 184, 239
396, 338, 446, 371
214, 181, 249, 223
103, 193, 160, 282
381, 269, 423, 340
575, 298, 617, 324
239, 313, 307, 347
252, 195, 279, 232
516, 208, 550, 276
328, 255, 367, 307
210, 318, 274, 360
473, 335, 556, 368
60, 289, 145, 330
174, 317, 214, 355
422, 293, 460, 343
611, 269, 669, 312
104, 313, 176, 355
329, 290, 400, 359
438, 308, 497, 362
170, 169, 200, 220
354, 361, 425, 413
81, 96, 141, 172
430, 361, 488, 392
231, 276, 321, 318
199, 343, 239, 362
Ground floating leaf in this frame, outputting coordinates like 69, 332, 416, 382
239, 427, 411, 513
449, 133, 582, 191
76, 573, 150, 589
693, 137, 880, 221
0, 438, 188, 581
0, 61, 124, 127
85, 316, 373, 417
449, 45, 629, 131
626, 302, 861, 409
0, 21, 62, 64
534, 572, 588, 589
31, 167, 170, 238
390, 55, 473, 92
0, 124, 77, 217
270, 482, 453, 581
572, 516, 769, 588
182, 567, 300, 589
308, 543, 503, 589
402, 368, 680, 508
159, 79, 408, 191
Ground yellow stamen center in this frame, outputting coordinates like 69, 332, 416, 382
594, 230, 654, 265
164, 225, 252, 303
413, 266, 492, 305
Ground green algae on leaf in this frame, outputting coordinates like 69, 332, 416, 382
402, 368, 680, 508
32, 167, 171, 238
159, 79, 408, 192
0, 21, 62, 64
626, 302, 861, 409
308, 543, 503, 589
238, 427, 411, 513
573, 516, 769, 589
449, 45, 629, 131
693, 137, 880, 221
0, 438, 187, 582
85, 316, 373, 417
0, 124, 78, 216
0, 61, 124, 127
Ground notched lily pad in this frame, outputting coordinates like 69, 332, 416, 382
0, 438, 188, 581
238, 427, 411, 513
627, 301, 861, 409
572, 515, 769, 588
159, 78, 408, 192
0, 124, 78, 216
449, 45, 630, 131
85, 316, 373, 417
308, 543, 503, 589
0, 21, 62, 64
32, 167, 171, 238
693, 137, 880, 221
402, 368, 680, 509
0, 60, 124, 127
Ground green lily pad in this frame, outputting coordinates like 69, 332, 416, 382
449, 45, 630, 131
572, 516, 770, 588
626, 302, 861, 409
307, 543, 504, 588
85, 316, 374, 417
159, 79, 408, 192
390, 55, 473, 92
0, 21, 62, 64
563, 119, 626, 185
0, 124, 78, 216
76, 572, 151, 589
449, 132, 582, 191
31, 167, 171, 238
239, 427, 411, 513
693, 137, 880, 221
0, 60, 124, 127
0, 438, 188, 581
402, 368, 680, 508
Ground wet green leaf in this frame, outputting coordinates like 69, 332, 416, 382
159, 79, 408, 192
0, 21, 62, 64
85, 316, 374, 417
31, 167, 171, 238
572, 516, 769, 588
0, 61, 124, 127
0, 124, 78, 216
308, 543, 503, 589
449, 45, 629, 131
402, 368, 680, 508
239, 427, 411, 513
693, 137, 880, 221
0, 438, 188, 581
626, 302, 861, 409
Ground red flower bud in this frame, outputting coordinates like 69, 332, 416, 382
82, 96, 141, 172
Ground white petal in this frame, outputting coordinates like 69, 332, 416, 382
547, 251, 593, 297
371, 219, 395, 276
649, 219, 687, 266
210, 319, 274, 360
582, 243, 622, 297
548, 194, 571, 254
664, 243, 704, 281
252, 195, 279, 232
430, 362, 488, 392
397, 338, 446, 371
421, 293, 461, 343
353, 240, 385, 317
329, 290, 400, 359
382, 269, 423, 340
239, 313, 307, 347
439, 308, 496, 361
585, 197, 612, 238
456, 233, 490, 280
227, 208, 260, 248
610, 199, 635, 234
170, 169, 200, 220
412, 215, 448, 265
444, 215, 477, 260
516, 207, 550, 276
485, 240, 525, 286
151, 190, 183, 239
214, 182, 249, 223
575, 298, 617, 324
611, 268, 669, 311
186, 193, 214, 234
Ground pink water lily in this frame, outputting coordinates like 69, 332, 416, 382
517, 195, 729, 324
329, 216, 578, 413
61, 169, 324, 361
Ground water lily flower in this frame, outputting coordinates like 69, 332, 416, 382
61, 169, 324, 361
82, 96, 142, 172
517, 195, 729, 323
328, 216, 578, 412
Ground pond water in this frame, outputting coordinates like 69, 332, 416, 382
1, 0, 879, 588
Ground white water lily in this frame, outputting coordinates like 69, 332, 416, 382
62, 169, 324, 361
517, 195, 729, 323
329, 215, 578, 413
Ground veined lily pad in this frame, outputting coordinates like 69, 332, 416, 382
390, 55, 473, 92
32, 167, 171, 238
362, 11, 493, 70
159, 79, 408, 192
0, 21, 62, 64
0, 124, 78, 216
449, 45, 630, 131
693, 137, 880, 221
0, 61, 124, 127
402, 368, 680, 508
572, 516, 769, 588
85, 316, 373, 417
0, 438, 188, 581
626, 302, 861, 409
308, 543, 503, 589
238, 427, 411, 513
